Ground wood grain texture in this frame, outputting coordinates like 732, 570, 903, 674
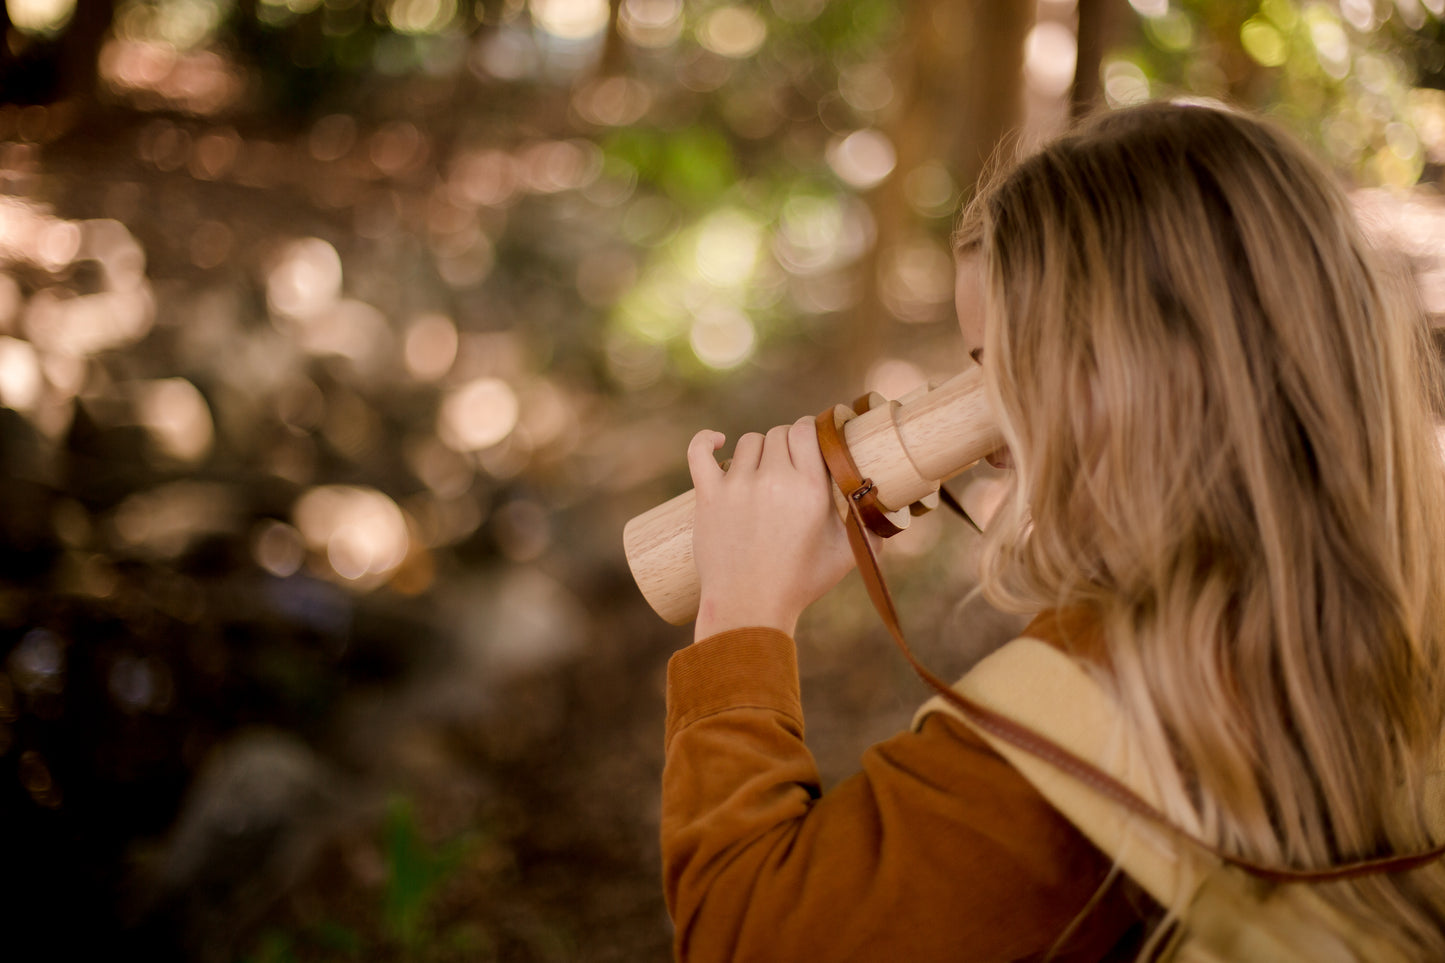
624, 367, 1003, 624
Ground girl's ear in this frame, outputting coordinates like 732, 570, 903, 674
955, 256, 987, 363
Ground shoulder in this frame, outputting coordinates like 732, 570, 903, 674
856, 688, 1146, 957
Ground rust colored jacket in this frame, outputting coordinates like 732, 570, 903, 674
661, 613, 1147, 962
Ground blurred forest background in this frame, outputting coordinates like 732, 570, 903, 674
0, 0, 1442, 960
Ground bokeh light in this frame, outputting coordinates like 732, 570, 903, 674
865, 358, 927, 401
838, 62, 894, 114
438, 377, 520, 452
1103, 60, 1150, 107
404, 313, 459, 381
4, 1, 1444, 957
826, 129, 896, 190
134, 378, 214, 463
688, 306, 755, 368
1241, 17, 1287, 68
7, 0, 76, 35
293, 485, 410, 583
575, 76, 655, 127
903, 162, 957, 218
387, 0, 457, 34
530, 0, 609, 40
0, 336, 42, 411
1025, 22, 1077, 97
881, 237, 955, 323
112, 482, 239, 559
697, 6, 767, 59
9, 628, 64, 695
108, 653, 173, 714
1128, 0, 1167, 16
693, 208, 761, 287
619, 0, 683, 48
267, 237, 343, 319
252, 519, 306, 577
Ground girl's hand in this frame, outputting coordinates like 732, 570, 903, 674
686, 416, 856, 643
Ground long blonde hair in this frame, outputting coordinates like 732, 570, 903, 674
961, 103, 1445, 955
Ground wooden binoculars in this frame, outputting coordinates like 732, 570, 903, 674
623, 367, 1003, 624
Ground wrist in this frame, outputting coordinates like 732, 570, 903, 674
693, 595, 798, 643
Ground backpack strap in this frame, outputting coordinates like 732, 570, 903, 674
912, 637, 1215, 913
813, 404, 1445, 884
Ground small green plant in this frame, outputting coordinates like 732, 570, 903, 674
243, 929, 298, 963
382, 796, 475, 951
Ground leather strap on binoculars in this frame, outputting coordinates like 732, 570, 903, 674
811, 407, 1445, 884
814, 403, 904, 537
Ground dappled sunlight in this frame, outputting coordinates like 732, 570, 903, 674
293, 484, 411, 585
1, 0, 1443, 958
7, 0, 75, 35
0, 336, 41, 411
251, 519, 306, 578
266, 237, 343, 320
1352, 188, 1445, 318
100, 40, 245, 115
880, 236, 955, 324
688, 305, 755, 368
697, 5, 767, 58
864, 358, 927, 401
111, 481, 241, 559
1103, 59, 1151, 107
619, 0, 683, 47
531, 0, 609, 41
402, 312, 459, 381
438, 377, 520, 452
826, 128, 896, 189
134, 378, 214, 463
692, 207, 761, 287
1025, 21, 1078, 97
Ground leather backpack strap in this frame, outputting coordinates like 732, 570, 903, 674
916, 636, 1213, 910
811, 408, 1445, 884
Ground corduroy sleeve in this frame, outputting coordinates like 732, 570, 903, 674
661, 627, 1142, 963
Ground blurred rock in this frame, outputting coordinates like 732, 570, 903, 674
134, 728, 349, 962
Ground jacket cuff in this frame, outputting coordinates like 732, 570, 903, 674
665, 627, 802, 750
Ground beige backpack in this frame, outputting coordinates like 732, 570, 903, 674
812, 434, 1442, 960
912, 637, 1416, 963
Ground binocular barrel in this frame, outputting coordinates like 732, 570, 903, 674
623, 367, 1002, 624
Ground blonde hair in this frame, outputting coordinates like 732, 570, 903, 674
960, 103, 1445, 955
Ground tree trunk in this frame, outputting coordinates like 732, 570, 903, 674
1073, 0, 1129, 120
844, 0, 1032, 380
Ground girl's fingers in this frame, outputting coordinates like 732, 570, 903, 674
687, 430, 727, 489
731, 431, 765, 472
759, 423, 794, 471
788, 415, 827, 479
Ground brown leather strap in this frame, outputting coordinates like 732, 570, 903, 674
840, 391, 982, 534
815, 405, 905, 538
812, 407, 1445, 882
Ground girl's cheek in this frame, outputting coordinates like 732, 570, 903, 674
986, 447, 1014, 470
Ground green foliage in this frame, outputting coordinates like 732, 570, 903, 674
799, 0, 901, 54
605, 125, 739, 209
240, 796, 484, 962
311, 920, 365, 957
1112, 0, 1443, 188
382, 796, 476, 949
242, 929, 300, 963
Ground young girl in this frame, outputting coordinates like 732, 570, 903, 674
662, 103, 1445, 960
